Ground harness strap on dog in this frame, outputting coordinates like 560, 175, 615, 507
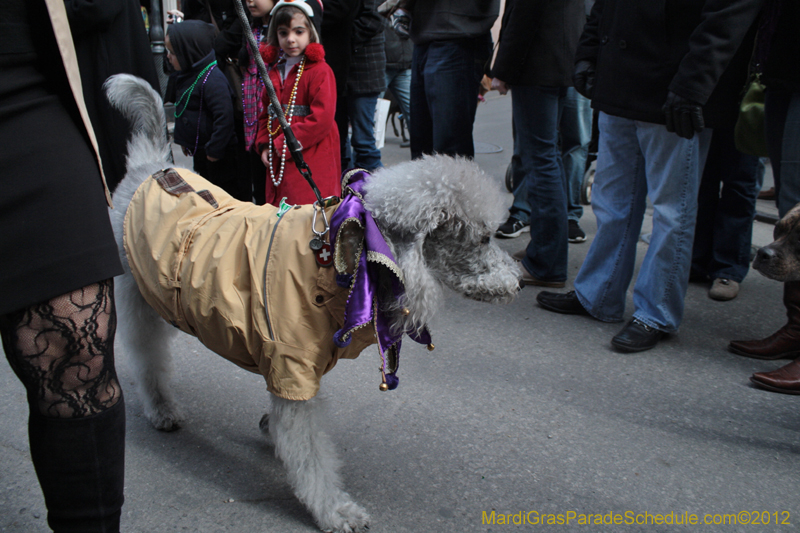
153, 168, 219, 208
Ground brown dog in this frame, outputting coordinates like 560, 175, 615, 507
752, 204, 800, 281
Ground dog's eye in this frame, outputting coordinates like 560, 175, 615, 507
481, 235, 491, 245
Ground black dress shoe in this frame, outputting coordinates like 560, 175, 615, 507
537, 290, 590, 315
611, 319, 665, 353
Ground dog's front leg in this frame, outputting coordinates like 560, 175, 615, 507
267, 395, 370, 533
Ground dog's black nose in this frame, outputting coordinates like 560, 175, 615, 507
755, 246, 777, 264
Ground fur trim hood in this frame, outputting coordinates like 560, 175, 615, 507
259, 42, 325, 65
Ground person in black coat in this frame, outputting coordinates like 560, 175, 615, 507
490, 0, 585, 286
66, 0, 160, 191
731, 0, 800, 392
537, 0, 762, 353
343, 0, 386, 171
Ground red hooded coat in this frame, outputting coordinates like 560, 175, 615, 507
256, 43, 341, 206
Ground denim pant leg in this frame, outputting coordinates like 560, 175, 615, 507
515, 86, 568, 282
508, 119, 531, 222
561, 87, 592, 222
631, 124, 712, 332
691, 126, 761, 282
766, 89, 800, 217
347, 92, 383, 172
409, 37, 490, 159
385, 68, 412, 120
574, 113, 648, 323
410, 43, 433, 158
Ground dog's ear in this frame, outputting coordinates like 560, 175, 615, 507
775, 202, 800, 240
396, 231, 442, 335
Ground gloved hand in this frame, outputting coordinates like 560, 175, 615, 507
573, 60, 596, 99
662, 91, 705, 139
390, 8, 411, 39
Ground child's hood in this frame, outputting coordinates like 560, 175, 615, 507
168, 20, 217, 71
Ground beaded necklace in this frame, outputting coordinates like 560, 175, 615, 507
184, 66, 216, 157
174, 61, 218, 118
267, 54, 306, 188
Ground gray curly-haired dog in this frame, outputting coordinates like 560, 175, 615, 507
105, 74, 520, 533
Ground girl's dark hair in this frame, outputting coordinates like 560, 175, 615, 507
267, 5, 320, 46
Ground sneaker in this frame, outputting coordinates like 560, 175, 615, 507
496, 216, 529, 238
709, 278, 739, 301
568, 220, 587, 243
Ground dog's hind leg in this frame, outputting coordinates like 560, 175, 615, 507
115, 273, 184, 431
268, 395, 370, 533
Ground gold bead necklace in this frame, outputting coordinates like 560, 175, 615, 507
267, 55, 306, 187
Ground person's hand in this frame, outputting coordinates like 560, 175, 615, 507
181, 146, 191, 157
207, 155, 219, 162
390, 8, 411, 38
573, 60, 595, 99
662, 91, 704, 139
260, 149, 270, 167
491, 78, 509, 95
166, 9, 183, 23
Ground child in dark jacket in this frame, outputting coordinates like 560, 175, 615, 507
166, 20, 239, 196
256, 0, 340, 206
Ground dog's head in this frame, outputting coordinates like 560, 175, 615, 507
362, 155, 521, 333
753, 202, 800, 281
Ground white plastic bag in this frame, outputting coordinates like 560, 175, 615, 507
373, 98, 391, 149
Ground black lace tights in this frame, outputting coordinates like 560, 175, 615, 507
0, 279, 121, 418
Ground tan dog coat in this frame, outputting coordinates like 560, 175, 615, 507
124, 169, 374, 400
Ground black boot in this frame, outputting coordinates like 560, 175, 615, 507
28, 398, 125, 533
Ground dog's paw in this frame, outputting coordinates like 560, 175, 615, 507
319, 501, 371, 533
147, 404, 184, 432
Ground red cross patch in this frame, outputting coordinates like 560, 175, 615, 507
315, 242, 333, 267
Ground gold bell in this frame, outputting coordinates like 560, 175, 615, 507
379, 382, 389, 392
427, 343, 435, 351
402, 308, 411, 316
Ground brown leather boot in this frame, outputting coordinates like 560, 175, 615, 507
750, 360, 800, 394
729, 281, 800, 360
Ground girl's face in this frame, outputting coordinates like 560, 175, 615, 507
165, 34, 181, 71
276, 13, 310, 57
247, 0, 274, 20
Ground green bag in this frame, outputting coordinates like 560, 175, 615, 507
734, 74, 768, 157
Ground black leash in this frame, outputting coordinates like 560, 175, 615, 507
232, 0, 323, 205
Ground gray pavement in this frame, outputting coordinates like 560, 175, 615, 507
2, 94, 799, 533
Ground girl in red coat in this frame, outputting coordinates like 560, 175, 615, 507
257, 0, 340, 206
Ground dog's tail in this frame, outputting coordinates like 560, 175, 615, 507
103, 74, 171, 170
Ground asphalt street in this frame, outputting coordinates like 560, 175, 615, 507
2, 93, 798, 533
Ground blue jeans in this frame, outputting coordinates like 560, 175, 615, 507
765, 88, 800, 217
507, 87, 590, 224
410, 36, 492, 159
346, 92, 383, 172
574, 113, 712, 332
561, 87, 592, 222
384, 68, 411, 120
691, 125, 762, 283
511, 86, 568, 282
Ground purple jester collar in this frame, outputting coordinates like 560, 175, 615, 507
329, 169, 432, 391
